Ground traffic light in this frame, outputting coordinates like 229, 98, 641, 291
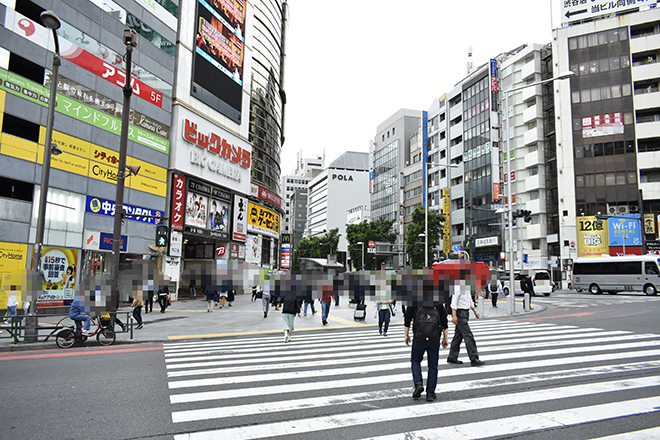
514, 209, 533, 222
514, 209, 525, 218
156, 225, 168, 247
523, 210, 532, 223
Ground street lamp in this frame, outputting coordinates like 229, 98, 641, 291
356, 241, 365, 271
502, 70, 574, 314
423, 162, 458, 267
31, 10, 61, 320
110, 29, 138, 317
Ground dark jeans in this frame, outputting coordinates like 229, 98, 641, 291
411, 338, 440, 394
158, 296, 168, 313
491, 291, 499, 307
132, 306, 142, 325
145, 297, 153, 313
378, 309, 391, 333
448, 309, 479, 362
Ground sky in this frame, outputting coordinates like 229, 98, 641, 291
281, 0, 562, 176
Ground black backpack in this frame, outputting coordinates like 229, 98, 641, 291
414, 307, 441, 343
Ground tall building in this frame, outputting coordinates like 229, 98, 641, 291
248, 0, 288, 195
280, 154, 323, 236
0, 0, 176, 303
553, 6, 660, 283
307, 151, 370, 266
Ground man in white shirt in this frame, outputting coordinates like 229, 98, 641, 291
488, 275, 503, 308
447, 278, 485, 366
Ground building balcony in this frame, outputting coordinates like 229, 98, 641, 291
522, 104, 543, 124
520, 58, 540, 81
524, 149, 543, 169
523, 174, 542, 192
638, 151, 660, 170
636, 120, 660, 139
632, 62, 660, 82
522, 223, 546, 240
630, 33, 660, 56
520, 198, 542, 215
449, 120, 463, 136
521, 84, 541, 103
634, 91, 660, 110
523, 126, 543, 146
640, 181, 660, 201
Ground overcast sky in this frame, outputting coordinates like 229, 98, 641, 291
280, 0, 561, 176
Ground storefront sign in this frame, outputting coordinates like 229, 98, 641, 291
231, 243, 239, 258
251, 184, 282, 208
475, 236, 498, 248
85, 196, 163, 224
83, 229, 127, 252
233, 195, 248, 242
247, 202, 280, 239
170, 231, 182, 257
608, 215, 642, 247
170, 174, 186, 231
183, 119, 251, 170
38, 247, 78, 307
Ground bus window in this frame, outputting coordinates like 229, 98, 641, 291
645, 262, 659, 275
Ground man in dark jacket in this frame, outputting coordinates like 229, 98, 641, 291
520, 272, 534, 310
404, 276, 449, 402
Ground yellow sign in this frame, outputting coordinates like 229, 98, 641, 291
644, 213, 655, 235
247, 202, 280, 237
442, 188, 450, 253
0, 241, 28, 309
577, 216, 609, 257
39, 247, 78, 307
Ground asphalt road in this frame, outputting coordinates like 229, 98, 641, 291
0, 291, 658, 440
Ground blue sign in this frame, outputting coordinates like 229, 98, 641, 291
422, 111, 428, 209
86, 196, 163, 224
607, 215, 642, 246
452, 245, 463, 252
99, 232, 128, 252
490, 59, 497, 76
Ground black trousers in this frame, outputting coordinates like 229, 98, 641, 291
448, 309, 479, 362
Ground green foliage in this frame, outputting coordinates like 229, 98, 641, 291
345, 218, 397, 270
405, 206, 446, 268
293, 229, 340, 270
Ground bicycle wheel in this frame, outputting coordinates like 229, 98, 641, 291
56, 329, 76, 349
96, 328, 116, 346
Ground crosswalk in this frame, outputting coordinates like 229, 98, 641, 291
163, 320, 660, 439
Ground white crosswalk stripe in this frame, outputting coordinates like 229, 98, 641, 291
163, 320, 660, 439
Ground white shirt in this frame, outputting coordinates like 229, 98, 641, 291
489, 280, 503, 294
450, 285, 475, 310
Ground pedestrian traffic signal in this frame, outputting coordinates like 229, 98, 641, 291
156, 225, 168, 247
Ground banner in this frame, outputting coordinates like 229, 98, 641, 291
85, 196, 163, 224
247, 202, 280, 239
577, 216, 609, 257
0, 242, 28, 309
246, 234, 262, 265
38, 247, 79, 307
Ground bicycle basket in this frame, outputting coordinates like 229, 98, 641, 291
99, 313, 112, 327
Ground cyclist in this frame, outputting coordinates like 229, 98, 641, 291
69, 295, 92, 336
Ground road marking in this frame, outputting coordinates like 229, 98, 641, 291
0, 343, 163, 361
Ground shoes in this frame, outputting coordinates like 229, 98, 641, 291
304, 312, 307, 317
119, 323, 126, 331
471, 359, 485, 367
379, 328, 382, 335
383, 332, 387, 337
493, 305, 498, 308
426, 393, 436, 402
322, 320, 327, 325
447, 359, 463, 364
264, 312, 268, 318
82, 330, 93, 336
412, 384, 424, 399
284, 331, 290, 343
137, 324, 143, 329
228, 303, 232, 307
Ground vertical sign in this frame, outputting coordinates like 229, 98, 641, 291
489, 59, 498, 111
644, 213, 655, 235
232, 195, 247, 242
422, 111, 428, 209
170, 173, 186, 231
442, 188, 450, 254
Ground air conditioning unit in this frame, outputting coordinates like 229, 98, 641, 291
618, 205, 629, 215
607, 204, 617, 215
630, 205, 640, 213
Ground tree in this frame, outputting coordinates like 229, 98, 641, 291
405, 206, 446, 269
293, 229, 340, 271
346, 218, 397, 271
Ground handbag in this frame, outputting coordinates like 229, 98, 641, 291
168, 297, 172, 306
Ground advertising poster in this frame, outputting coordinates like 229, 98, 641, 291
608, 215, 642, 247
0, 242, 28, 309
577, 216, 609, 257
582, 113, 624, 138
246, 234, 262, 265
38, 247, 79, 306
208, 198, 231, 234
247, 202, 281, 238
186, 191, 208, 228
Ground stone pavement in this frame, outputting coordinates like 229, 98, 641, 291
0, 293, 543, 351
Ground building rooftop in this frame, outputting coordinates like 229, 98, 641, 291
329, 151, 370, 171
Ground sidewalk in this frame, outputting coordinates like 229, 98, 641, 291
0, 294, 543, 351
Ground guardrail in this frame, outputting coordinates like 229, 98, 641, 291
0, 311, 134, 344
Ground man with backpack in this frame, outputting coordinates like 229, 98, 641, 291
404, 285, 449, 402
488, 274, 503, 308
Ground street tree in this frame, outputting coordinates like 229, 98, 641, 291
346, 218, 397, 271
405, 206, 446, 268
293, 229, 340, 270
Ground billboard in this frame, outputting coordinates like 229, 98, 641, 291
577, 216, 608, 257
582, 113, 624, 138
247, 202, 281, 239
192, 0, 246, 123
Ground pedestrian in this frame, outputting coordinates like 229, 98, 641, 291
261, 285, 270, 318
69, 295, 92, 336
227, 288, 234, 307
488, 274, 503, 308
303, 285, 316, 316
158, 287, 169, 313
4, 291, 18, 325
205, 285, 216, 312
282, 293, 301, 343
131, 295, 143, 329
218, 285, 228, 308
320, 280, 334, 325
144, 288, 154, 314
520, 271, 535, 310
404, 280, 449, 402
447, 274, 485, 367
375, 298, 394, 336
189, 278, 197, 299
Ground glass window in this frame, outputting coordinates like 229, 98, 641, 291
575, 145, 584, 158
612, 84, 622, 98
585, 174, 595, 186
622, 83, 632, 96
569, 37, 578, 50
579, 62, 589, 76
581, 89, 591, 102
601, 85, 612, 100
584, 144, 593, 157
624, 112, 634, 125
609, 29, 620, 43
598, 31, 608, 45
589, 60, 598, 74
595, 173, 605, 186
599, 58, 610, 72
616, 172, 626, 185
576, 175, 585, 187
615, 141, 625, 155
588, 33, 599, 47
610, 57, 621, 70
605, 172, 616, 185
621, 55, 630, 69
591, 87, 601, 101
594, 143, 603, 156
628, 172, 637, 184
578, 35, 589, 48
604, 142, 614, 155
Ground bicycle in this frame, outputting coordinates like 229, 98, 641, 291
55, 316, 116, 349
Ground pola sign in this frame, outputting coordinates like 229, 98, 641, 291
332, 174, 354, 181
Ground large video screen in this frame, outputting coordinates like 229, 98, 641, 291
192, 0, 246, 123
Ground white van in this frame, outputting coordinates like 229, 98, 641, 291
499, 270, 553, 296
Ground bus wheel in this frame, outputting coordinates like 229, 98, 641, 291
589, 284, 602, 295
644, 284, 657, 296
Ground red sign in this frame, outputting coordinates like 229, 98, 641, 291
368, 240, 376, 248
491, 75, 498, 93
170, 174, 186, 231
259, 187, 283, 208
61, 45, 163, 108
183, 119, 251, 169
493, 183, 500, 201
609, 246, 642, 256
216, 246, 226, 256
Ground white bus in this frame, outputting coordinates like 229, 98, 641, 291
572, 255, 660, 295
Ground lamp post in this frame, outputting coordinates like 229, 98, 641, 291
110, 29, 138, 317
502, 70, 574, 315
30, 11, 61, 324
356, 241, 365, 271
423, 162, 458, 267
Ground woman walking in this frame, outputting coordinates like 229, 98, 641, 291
131, 295, 143, 329
282, 294, 301, 342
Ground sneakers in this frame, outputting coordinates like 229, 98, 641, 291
284, 330, 290, 343
82, 330, 93, 336
412, 384, 424, 399
426, 393, 436, 402
383, 332, 387, 337
471, 359, 486, 367
137, 324, 143, 330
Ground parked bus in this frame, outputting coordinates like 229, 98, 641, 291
572, 255, 660, 295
